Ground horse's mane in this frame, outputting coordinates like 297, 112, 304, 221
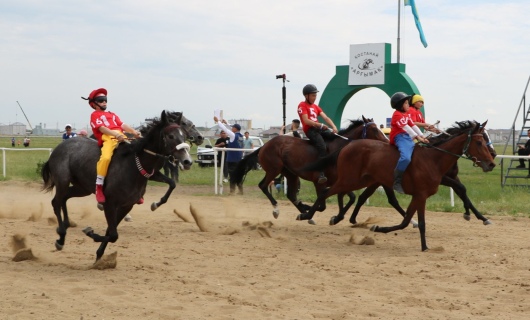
428, 120, 478, 146
322, 119, 364, 141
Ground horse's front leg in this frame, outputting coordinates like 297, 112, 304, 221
258, 175, 281, 219
381, 185, 418, 228
441, 175, 491, 225
149, 171, 176, 211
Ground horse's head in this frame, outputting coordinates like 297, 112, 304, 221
459, 120, 496, 172
338, 117, 387, 143
140, 111, 193, 171
482, 127, 497, 159
168, 111, 204, 146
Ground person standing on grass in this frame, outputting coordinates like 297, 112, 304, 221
214, 116, 243, 195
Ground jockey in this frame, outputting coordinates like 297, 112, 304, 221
82, 88, 141, 205
407, 94, 441, 134
297, 84, 338, 184
389, 92, 429, 194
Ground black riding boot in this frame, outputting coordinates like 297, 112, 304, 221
393, 170, 405, 194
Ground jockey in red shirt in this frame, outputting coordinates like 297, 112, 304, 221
82, 88, 141, 205
407, 94, 441, 134
297, 84, 337, 184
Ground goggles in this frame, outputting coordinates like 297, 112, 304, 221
94, 96, 107, 103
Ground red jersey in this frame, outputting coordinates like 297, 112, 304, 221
389, 110, 415, 145
90, 110, 124, 146
407, 107, 425, 123
297, 101, 323, 133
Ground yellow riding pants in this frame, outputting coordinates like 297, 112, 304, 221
96, 131, 122, 177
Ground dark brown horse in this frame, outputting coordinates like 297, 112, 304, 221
299, 120, 496, 251
230, 116, 390, 222
337, 127, 497, 227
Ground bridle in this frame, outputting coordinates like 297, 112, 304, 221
135, 123, 190, 178
420, 126, 486, 167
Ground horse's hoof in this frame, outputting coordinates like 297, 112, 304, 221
296, 214, 302, 221
412, 222, 419, 228
55, 241, 63, 251
329, 217, 337, 226
370, 225, 378, 232
82, 227, 94, 236
308, 219, 316, 225
483, 219, 492, 225
97, 203, 104, 211
151, 203, 158, 211
463, 214, 471, 221
272, 207, 279, 219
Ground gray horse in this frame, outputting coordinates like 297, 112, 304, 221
42, 110, 192, 261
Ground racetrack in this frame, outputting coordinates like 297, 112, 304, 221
0, 181, 528, 319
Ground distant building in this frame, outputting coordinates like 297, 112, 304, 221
32, 123, 61, 136
0, 122, 27, 135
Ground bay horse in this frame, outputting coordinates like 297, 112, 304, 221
299, 120, 496, 251
332, 127, 497, 226
230, 116, 391, 221
42, 110, 193, 261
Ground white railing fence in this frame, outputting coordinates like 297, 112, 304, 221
1, 147, 53, 178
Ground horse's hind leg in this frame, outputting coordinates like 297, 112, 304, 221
285, 175, 309, 213
51, 194, 67, 250
330, 192, 356, 226
441, 176, 491, 225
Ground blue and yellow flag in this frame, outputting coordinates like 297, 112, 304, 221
404, 0, 428, 48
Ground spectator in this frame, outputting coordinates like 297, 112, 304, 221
23, 137, 30, 147
242, 131, 254, 157
214, 116, 243, 195
78, 129, 89, 138
11, 137, 15, 147
62, 124, 77, 140
280, 119, 303, 138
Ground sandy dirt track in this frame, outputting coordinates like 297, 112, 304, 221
0, 181, 529, 320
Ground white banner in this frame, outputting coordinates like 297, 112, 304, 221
348, 43, 385, 85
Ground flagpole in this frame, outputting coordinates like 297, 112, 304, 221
397, 0, 401, 63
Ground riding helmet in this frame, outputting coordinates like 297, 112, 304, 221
390, 92, 411, 110
410, 94, 424, 105
303, 84, 319, 95
82, 88, 107, 109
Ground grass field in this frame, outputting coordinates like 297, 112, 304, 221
1, 135, 529, 218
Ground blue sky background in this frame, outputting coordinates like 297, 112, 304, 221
2, 0, 529, 131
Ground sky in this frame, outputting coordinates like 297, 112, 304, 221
2, 0, 530, 132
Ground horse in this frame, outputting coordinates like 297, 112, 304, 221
298, 120, 496, 251
230, 116, 389, 221
148, 111, 204, 211
331, 126, 497, 227
41, 110, 193, 261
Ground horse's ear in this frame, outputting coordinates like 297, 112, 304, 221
481, 120, 488, 128
174, 112, 183, 125
362, 115, 367, 122
161, 110, 168, 124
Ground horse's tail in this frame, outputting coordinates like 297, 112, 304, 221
302, 149, 341, 172
231, 148, 261, 184
41, 160, 55, 192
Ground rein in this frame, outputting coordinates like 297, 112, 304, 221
419, 128, 483, 166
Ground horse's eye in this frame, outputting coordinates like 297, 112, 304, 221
168, 134, 175, 139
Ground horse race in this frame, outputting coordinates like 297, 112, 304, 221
2, 2, 530, 319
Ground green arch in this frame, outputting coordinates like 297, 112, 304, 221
319, 46, 423, 127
